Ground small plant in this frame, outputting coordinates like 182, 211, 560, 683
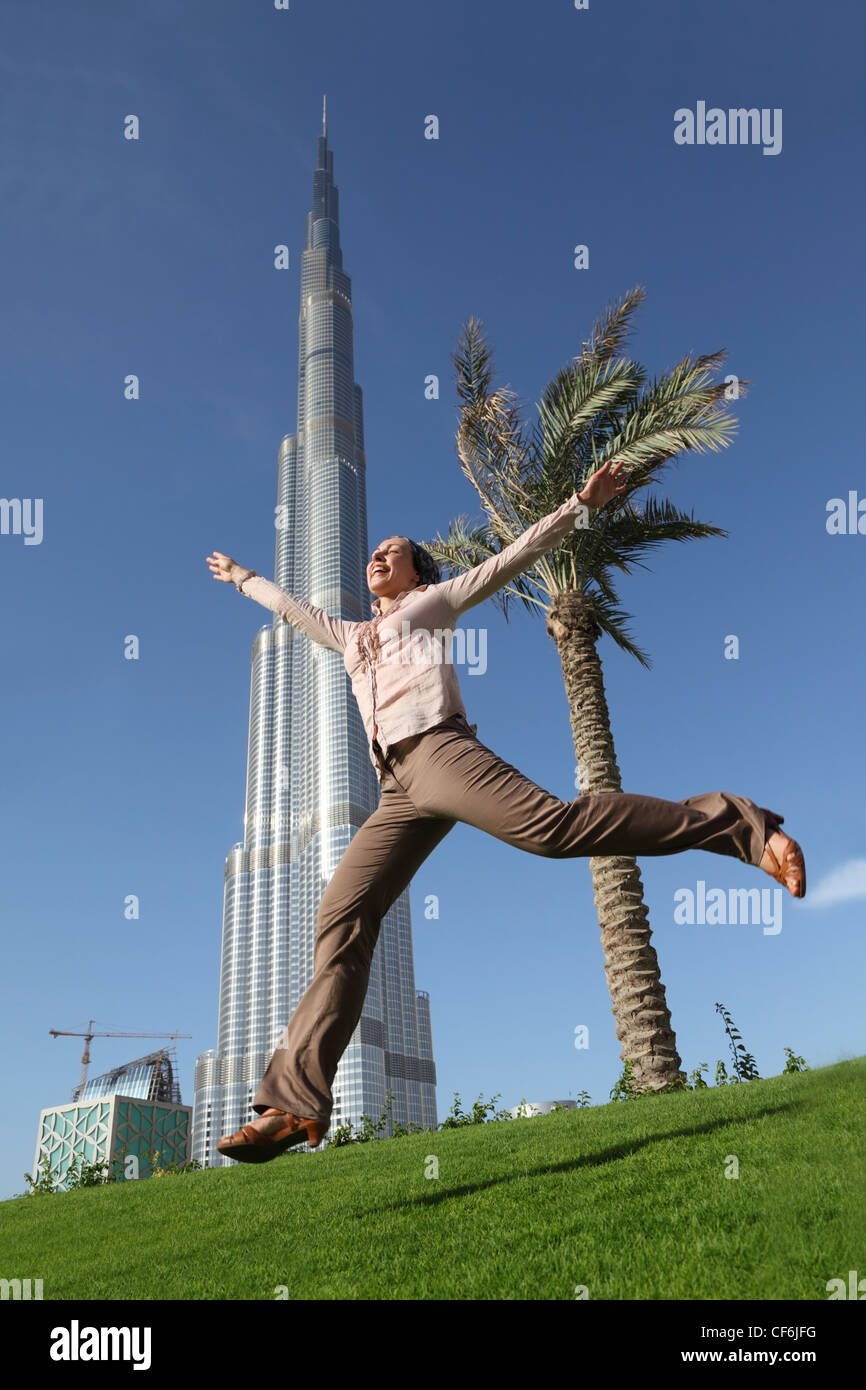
664, 1038, 808, 1094
575, 1091, 592, 1108
609, 1058, 643, 1102
65, 1155, 112, 1189
381, 1087, 425, 1139
715, 1002, 760, 1082
325, 1123, 356, 1148
23, 1144, 201, 1191
782, 1046, 809, 1074
439, 1091, 503, 1128
145, 1148, 202, 1177
323, 1088, 427, 1148
389, 1117, 426, 1138
355, 1107, 389, 1143
23, 1153, 59, 1195
23, 1151, 115, 1194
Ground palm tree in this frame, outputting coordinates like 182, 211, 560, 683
421, 285, 749, 1092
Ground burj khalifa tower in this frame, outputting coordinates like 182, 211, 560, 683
193, 101, 438, 1166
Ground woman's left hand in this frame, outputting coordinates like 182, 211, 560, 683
580, 459, 628, 509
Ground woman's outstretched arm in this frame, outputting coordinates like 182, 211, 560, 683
207, 552, 357, 654
436, 460, 627, 618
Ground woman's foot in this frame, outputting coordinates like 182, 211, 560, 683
760, 826, 806, 898
217, 1108, 328, 1163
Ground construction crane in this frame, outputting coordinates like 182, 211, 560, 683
49, 1021, 192, 1099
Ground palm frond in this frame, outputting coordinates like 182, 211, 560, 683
581, 584, 653, 668
420, 517, 557, 624
592, 352, 750, 493
575, 284, 647, 368
532, 357, 643, 490
449, 315, 495, 410
439, 296, 744, 667
599, 495, 727, 559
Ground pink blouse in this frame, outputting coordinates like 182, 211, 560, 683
237, 492, 587, 780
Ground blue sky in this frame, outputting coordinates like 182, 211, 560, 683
1, 0, 864, 1202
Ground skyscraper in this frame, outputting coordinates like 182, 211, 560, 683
193, 102, 437, 1166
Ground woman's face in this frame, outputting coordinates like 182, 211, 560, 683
367, 537, 419, 601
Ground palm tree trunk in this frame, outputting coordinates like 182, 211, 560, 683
547, 588, 685, 1092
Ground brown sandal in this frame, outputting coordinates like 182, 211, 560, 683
760, 829, 806, 898
217, 1110, 328, 1163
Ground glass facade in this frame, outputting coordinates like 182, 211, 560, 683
76, 1049, 181, 1105
193, 112, 437, 1166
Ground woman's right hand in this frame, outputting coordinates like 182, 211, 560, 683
207, 551, 241, 583
579, 459, 627, 509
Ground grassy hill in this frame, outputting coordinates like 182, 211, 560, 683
4, 1058, 864, 1300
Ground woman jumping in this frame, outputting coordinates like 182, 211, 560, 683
206, 459, 805, 1163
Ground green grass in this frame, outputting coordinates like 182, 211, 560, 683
4, 1058, 864, 1300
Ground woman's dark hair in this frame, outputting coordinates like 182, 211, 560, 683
402, 537, 442, 587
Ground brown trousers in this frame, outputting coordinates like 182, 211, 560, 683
253, 711, 773, 1125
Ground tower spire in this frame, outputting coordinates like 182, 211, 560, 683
193, 93, 438, 1170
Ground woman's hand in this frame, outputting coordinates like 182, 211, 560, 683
207, 551, 243, 583
579, 459, 628, 509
